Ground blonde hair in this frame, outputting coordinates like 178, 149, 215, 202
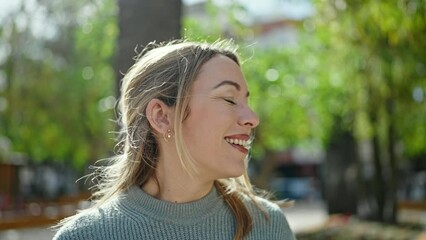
62, 40, 270, 239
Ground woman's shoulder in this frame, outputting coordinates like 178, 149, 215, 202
53, 210, 98, 240
259, 198, 288, 222
53, 200, 124, 240
242, 195, 296, 240
243, 194, 285, 216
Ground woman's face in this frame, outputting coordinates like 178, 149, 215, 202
182, 54, 259, 181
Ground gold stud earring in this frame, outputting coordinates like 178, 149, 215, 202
163, 129, 174, 142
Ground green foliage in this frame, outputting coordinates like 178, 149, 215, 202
241, 43, 341, 156
312, 0, 426, 157
0, 0, 118, 169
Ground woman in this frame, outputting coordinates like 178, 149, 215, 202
54, 40, 295, 240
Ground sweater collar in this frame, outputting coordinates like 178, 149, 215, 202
118, 185, 224, 225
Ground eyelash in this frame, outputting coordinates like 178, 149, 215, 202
224, 98, 237, 105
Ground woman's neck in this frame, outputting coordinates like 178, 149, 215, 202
141, 162, 214, 203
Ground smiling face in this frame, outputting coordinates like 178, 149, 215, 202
181, 54, 259, 181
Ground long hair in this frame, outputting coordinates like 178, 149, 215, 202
61, 40, 269, 239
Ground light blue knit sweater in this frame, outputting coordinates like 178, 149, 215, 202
53, 185, 295, 240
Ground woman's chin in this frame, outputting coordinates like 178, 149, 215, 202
219, 168, 245, 179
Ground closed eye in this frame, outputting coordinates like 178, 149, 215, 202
224, 98, 236, 105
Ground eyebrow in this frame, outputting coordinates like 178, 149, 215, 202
213, 80, 250, 97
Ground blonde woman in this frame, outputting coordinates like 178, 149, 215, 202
54, 40, 295, 240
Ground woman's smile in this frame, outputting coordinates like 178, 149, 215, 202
224, 134, 251, 155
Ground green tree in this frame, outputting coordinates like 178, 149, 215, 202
0, 0, 117, 169
312, 0, 426, 222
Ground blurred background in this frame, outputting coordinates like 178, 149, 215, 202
0, 0, 425, 239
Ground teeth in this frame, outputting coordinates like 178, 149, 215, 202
225, 138, 250, 148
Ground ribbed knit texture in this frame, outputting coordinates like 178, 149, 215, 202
53, 185, 295, 240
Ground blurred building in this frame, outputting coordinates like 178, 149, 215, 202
184, 0, 314, 47
271, 147, 324, 200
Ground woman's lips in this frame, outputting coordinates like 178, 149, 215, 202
230, 143, 249, 155
224, 134, 251, 155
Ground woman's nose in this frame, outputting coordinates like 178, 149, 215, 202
238, 106, 260, 128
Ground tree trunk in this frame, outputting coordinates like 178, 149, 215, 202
252, 150, 278, 190
385, 98, 397, 223
371, 133, 385, 221
324, 131, 358, 215
116, 0, 182, 97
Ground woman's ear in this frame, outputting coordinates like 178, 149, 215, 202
146, 98, 174, 134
